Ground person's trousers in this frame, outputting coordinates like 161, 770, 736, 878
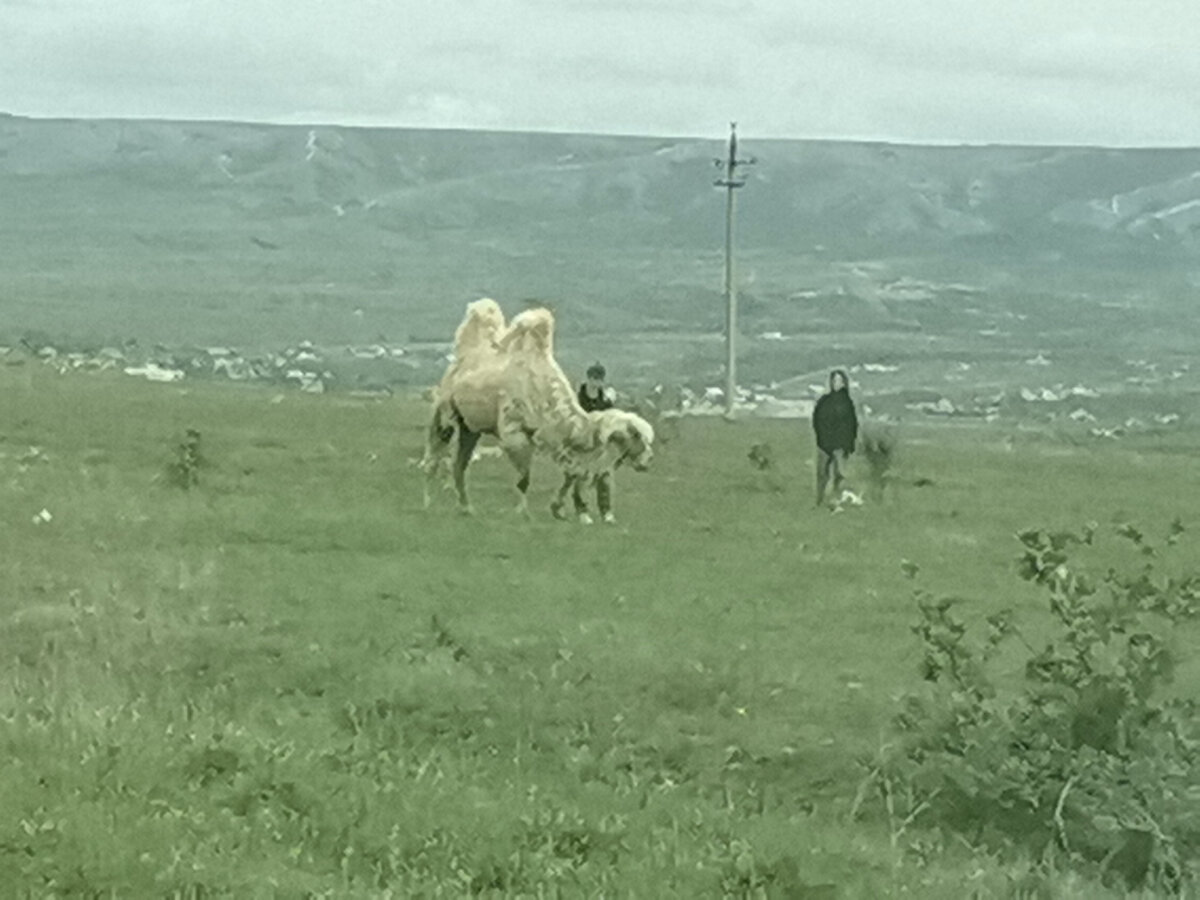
816, 448, 846, 503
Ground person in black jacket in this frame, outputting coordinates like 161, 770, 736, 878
811, 368, 858, 506
552, 363, 617, 522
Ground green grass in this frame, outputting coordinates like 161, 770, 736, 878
1, 365, 1196, 897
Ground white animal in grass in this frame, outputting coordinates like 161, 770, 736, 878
419, 302, 653, 518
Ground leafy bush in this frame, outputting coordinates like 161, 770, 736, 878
861, 519, 1200, 893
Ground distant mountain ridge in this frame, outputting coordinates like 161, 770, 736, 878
2, 115, 1198, 384
5, 115, 1200, 249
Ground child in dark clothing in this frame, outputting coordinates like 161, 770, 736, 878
578, 362, 614, 412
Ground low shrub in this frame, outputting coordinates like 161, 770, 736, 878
861, 519, 1200, 894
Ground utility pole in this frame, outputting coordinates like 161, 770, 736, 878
714, 122, 754, 419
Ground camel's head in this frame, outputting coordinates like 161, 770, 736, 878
599, 410, 655, 472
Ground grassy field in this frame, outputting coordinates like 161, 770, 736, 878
1, 364, 1197, 897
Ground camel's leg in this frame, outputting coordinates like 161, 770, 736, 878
496, 399, 536, 518
452, 426, 481, 514
572, 475, 592, 518
550, 472, 575, 520
596, 472, 614, 524
563, 473, 594, 524
422, 406, 456, 509
501, 433, 535, 518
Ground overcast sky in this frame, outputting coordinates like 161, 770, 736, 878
4, 0, 1198, 146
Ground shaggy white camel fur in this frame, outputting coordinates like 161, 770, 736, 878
420, 297, 507, 485
547, 407, 655, 524
421, 303, 654, 517
439, 297, 506, 389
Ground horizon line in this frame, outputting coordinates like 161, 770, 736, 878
4, 110, 1199, 153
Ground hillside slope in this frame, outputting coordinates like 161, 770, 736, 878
2, 114, 1199, 390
